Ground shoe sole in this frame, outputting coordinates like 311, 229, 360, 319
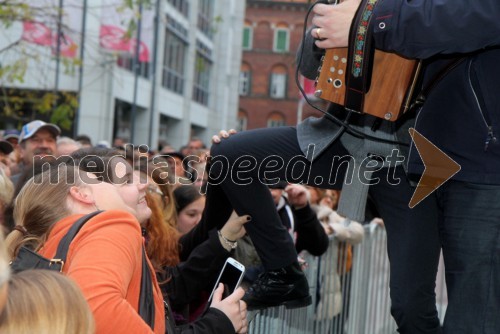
247, 295, 312, 311
283, 295, 312, 309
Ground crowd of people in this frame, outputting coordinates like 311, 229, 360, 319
0, 118, 365, 333
1, 1, 499, 334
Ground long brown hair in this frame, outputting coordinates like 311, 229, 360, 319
143, 191, 180, 269
138, 160, 180, 269
6, 165, 80, 258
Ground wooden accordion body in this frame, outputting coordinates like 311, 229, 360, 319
314, 45, 421, 121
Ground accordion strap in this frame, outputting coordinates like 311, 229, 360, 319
345, 0, 379, 113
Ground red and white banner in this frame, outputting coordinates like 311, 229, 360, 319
22, 21, 78, 58
20, 0, 82, 59
100, 0, 154, 62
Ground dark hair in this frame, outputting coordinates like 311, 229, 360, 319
173, 185, 203, 213
75, 134, 92, 146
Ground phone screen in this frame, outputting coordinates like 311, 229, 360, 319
218, 263, 243, 294
208, 258, 245, 302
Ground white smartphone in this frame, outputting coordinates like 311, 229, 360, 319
208, 257, 245, 303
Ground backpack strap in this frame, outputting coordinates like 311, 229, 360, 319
54, 210, 156, 329
139, 247, 155, 329
54, 210, 103, 263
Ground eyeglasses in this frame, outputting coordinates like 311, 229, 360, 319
147, 185, 164, 196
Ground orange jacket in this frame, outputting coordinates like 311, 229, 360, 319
40, 210, 165, 334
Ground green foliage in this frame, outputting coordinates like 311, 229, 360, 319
1, 89, 77, 130
50, 92, 78, 130
0, 59, 27, 83
118, 0, 153, 40
0, 2, 32, 28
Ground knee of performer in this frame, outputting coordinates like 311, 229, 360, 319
207, 140, 234, 178
391, 298, 440, 333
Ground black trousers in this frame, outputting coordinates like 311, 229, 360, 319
204, 126, 441, 332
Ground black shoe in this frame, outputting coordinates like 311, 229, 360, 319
243, 262, 312, 311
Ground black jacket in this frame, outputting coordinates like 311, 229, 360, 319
372, 1, 500, 184
277, 198, 329, 256
156, 228, 234, 333
160, 230, 230, 308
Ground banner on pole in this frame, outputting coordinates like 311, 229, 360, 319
99, 0, 154, 62
20, 0, 81, 58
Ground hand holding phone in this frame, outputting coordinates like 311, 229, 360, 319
210, 284, 247, 333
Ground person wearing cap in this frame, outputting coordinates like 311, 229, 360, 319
161, 151, 188, 186
11, 120, 60, 185
2, 129, 20, 148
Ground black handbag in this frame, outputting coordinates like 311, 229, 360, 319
10, 211, 156, 330
10, 211, 102, 273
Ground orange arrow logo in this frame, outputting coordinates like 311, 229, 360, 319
408, 128, 461, 208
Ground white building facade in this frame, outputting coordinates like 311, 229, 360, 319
0, 0, 245, 150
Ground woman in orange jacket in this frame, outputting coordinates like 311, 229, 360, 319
8, 165, 165, 333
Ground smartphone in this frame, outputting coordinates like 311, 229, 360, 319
208, 257, 245, 303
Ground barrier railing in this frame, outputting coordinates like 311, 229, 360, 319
248, 223, 448, 334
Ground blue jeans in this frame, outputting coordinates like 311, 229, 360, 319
435, 181, 500, 334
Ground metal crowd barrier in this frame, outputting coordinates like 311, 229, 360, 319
248, 223, 448, 334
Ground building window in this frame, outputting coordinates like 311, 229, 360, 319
167, 0, 189, 17
237, 110, 248, 131
162, 18, 188, 94
117, 55, 150, 78
239, 71, 251, 96
192, 40, 212, 106
267, 112, 286, 128
273, 27, 289, 53
197, 0, 214, 38
242, 25, 253, 50
239, 63, 251, 96
270, 65, 287, 99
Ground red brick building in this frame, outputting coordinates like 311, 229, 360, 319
237, 0, 324, 130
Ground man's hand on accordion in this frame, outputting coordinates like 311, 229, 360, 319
311, 0, 362, 49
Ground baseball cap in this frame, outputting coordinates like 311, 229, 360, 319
0, 140, 13, 155
3, 129, 20, 141
19, 120, 61, 142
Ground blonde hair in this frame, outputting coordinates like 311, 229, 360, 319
0, 270, 94, 334
0, 168, 14, 206
5, 165, 81, 258
0, 230, 10, 309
